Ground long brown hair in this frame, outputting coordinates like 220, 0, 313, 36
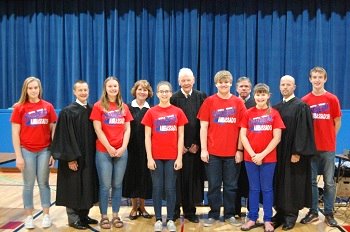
100, 76, 124, 111
15, 76, 43, 105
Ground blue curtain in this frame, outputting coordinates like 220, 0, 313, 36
1, 0, 349, 109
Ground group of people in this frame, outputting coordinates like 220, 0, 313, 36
10, 66, 341, 232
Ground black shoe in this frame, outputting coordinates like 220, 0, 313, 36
273, 221, 283, 229
69, 220, 88, 230
81, 216, 98, 224
184, 215, 199, 223
300, 212, 318, 224
282, 223, 295, 231
325, 215, 338, 227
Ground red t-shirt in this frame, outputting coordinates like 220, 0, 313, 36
10, 100, 57, 152
141, 105, 188, 160
241, 107, 285, 163
197, 94, 246, 157
90, 101, 133, 152
302, 92, 341, 152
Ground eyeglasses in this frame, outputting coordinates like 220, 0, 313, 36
158, 90, 171, 94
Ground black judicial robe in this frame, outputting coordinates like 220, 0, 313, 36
273, 97, 316, 213
122, 103, 152, 199
170, 89, 207, 208
50, 102, 98, 209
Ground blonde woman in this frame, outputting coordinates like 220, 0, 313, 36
11, 77, 57, 229
90, 76, 133, 229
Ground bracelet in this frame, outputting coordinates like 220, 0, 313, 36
237, 149, 244, 152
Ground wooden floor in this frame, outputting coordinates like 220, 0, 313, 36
0, 171, 349, 232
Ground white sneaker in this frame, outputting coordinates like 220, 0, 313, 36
24, 216, 34, 229
167, 220, 176, 232
226, 216, 242, 226
41, 214, 52, 228
203, 218, 216, 227
154, 220, 163, 232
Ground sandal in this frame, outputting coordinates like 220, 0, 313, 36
129, 209, 139, 220
264, 222, 274, 232
138, 207, 152, 219
100, 217, 111, 229
241, 220, 263, 231
112, 216, 124, 228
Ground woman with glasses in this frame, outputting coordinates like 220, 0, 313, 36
141, 81, 188, 232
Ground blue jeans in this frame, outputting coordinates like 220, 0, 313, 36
21, 147, 51, 209
205, 155, 240, 219
151, 160, 177, 220
245, 161, 276, 222
310, 151, 336, 215
96, 151, 128, 215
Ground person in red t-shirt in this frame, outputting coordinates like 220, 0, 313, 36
240, 83, 285, 232
141, 81, 188, 232
90, 76, 133, 229
11, 76, 57, 229
300, 67, 342, 227
197, 70, 246, 227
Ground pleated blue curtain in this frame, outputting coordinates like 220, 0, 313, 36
0, 0, 349, 109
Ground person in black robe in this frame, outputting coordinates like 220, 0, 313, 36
170, 68, 207, 223
122, 80, 153, 219
273, 75, 316, 230
50, 80, 99, 230
235, 77, 256, 217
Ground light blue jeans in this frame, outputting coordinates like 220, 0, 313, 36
310, 151, 336, 215
21, 147, 51, 209
96, 151, 128, 215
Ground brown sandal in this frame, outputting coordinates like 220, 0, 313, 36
112, 217, 123, 228
100, 217, 111, 229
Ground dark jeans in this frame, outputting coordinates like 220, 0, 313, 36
151, 159, 177, 220
205, 155, 240, 219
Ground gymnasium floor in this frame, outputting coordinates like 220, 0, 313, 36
0, 171, 349, 232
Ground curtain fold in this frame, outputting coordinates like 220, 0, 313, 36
0, 0, 349, 109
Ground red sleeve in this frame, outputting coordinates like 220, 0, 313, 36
272, 109, 286, 129
197, 98, 210, 121
331, 95, 342, 118
10, 105, 22, 124
237, 99, 247, 127
123, 103, 134, 122
141, 109, 153, 127
177, 108, 188, 126
240, 110, 249, 128
48, 103, 57, 123
90, 102, 102, 121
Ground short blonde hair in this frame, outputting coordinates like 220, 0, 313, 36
214, 70, 233, 84
130, 80, 153, 99
309, 66, 327, 79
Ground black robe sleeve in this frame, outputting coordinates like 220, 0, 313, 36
293, 102, 316, 156
50, 109, 82, 161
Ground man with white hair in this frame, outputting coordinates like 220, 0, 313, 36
170, 68, 207, 223
273, 75, 316, 230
